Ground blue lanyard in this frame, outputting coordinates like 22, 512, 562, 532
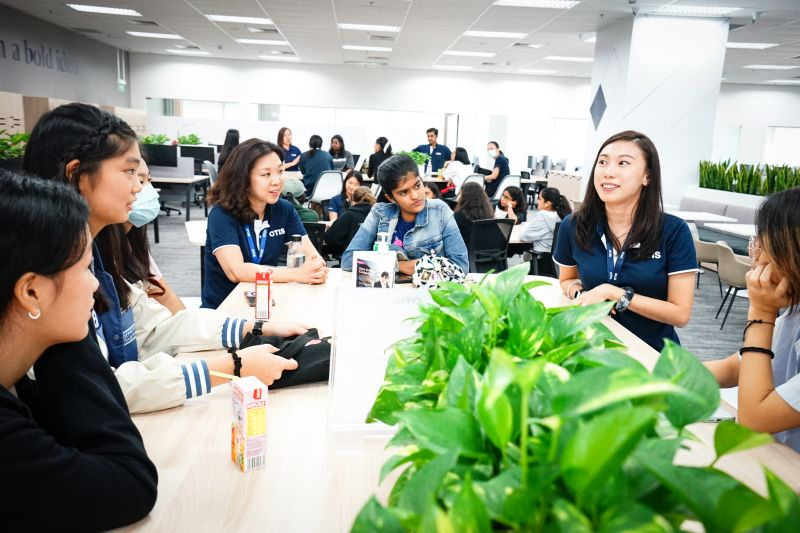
243, 224, 268, 264
605, 233, 627, 282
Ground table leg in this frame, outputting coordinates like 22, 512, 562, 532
200, 246, 205, 288
203, 183, 209, 217
185, 185, 191, 221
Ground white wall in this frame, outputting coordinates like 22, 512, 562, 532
129, 53, 591, 173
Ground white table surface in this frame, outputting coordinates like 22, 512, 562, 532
704, 223, 757, 239
667, 210, 738, 223
118, 270, 800, 531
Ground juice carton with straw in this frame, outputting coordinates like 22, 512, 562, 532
231, 376, 267, 472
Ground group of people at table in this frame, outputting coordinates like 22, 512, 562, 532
1, 104, 799, 530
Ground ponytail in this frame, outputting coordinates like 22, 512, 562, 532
540, 187, 571, 219
556, 194, 572, 219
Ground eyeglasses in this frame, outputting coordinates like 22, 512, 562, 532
748, 234, 761, 260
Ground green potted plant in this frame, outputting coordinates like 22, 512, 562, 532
140, 133, 170, 145
353, 265, 799, 531
397, 150, 432, 176
177, 133, 201, 145
0, 130, 30, 170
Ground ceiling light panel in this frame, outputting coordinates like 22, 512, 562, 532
463, 30, 527, 39
338, 23, 400, 33
444, 51, 495, 58
237, 39, 290, 46
726, 42, 779, 50
126, 31, 183, 40
206, 15, 273, 25
652, 5, 743, 17
166, 49, 210, 56
767, 79, 800, 84
342, 45, 393, 52
67, 5, 142, 16
258, 55, 299, 62
742, 64, 798, 70
493, 1, 580, 9
544, 55, 593, 62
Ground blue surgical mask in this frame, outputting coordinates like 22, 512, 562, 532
128, 183, 161, 228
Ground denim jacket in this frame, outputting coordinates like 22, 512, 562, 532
342, 199, 468, 272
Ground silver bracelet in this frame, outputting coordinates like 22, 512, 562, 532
566, 280, 583, 299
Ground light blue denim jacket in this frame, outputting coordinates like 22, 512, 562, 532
342, 199, 468, 272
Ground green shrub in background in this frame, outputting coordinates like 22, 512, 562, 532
396, 150, 431, 166
353, 265, 799, 532
700, 160, 800, 195
140, 133, 170, 145
0, 130, 30, 159
177, 133, 201, 145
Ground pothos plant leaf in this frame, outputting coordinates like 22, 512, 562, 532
713, 421, 774, 462
653, 340, 720, 428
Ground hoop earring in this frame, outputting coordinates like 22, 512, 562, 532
28, 309, 41, 320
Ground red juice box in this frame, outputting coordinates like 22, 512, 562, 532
231, 376, 267, 472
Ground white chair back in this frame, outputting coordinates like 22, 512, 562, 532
492, 175, 521, 201
463, 174, 485, 188
308, 170, 343, 205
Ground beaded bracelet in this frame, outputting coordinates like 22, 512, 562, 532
742, 319, 776, 342
229, 347, 243, 377
739, 346, 775, 359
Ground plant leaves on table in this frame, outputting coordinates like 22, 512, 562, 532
351, 496, 404, 533
396, 408, 486, 458
653, 340, 720, 428
548, 300, 614, 342
713, 421, 774, 461
449, 475, 492, 533
396, 450, 458, 518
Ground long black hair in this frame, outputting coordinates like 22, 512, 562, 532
756, 187, 800, 311
540, 187, 572, 219
22, 103, 138, 309
376, 136, 392, 155
377, 155, 418, 199
217, 128, 240, 170
454, 147, 470, 165
305, 134, 323, 159
329, 134, 347, 158
455, 182, 493, 222
575, 130, 663, 259
340, 169, 364, 209
0, 170, 90, 315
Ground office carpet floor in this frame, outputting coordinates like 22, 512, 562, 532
148, 206, 747, 363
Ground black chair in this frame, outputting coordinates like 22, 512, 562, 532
525, 221, 561, 277
303, 221, 338, 266
467, 218, 514, 273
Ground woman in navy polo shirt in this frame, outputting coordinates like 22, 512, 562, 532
485, 141, 510, 197
203, 139, 328, 309
277, 127, 302, 172
553, 130, 697, 351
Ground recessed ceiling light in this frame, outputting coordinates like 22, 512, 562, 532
544, 55, 593, 62
526, 43, 544, 48
206, 15, 272, 25
67, 4, 142, 16
165, 49, 211, 56
518, 68, 558, 74
464, 30, 526, 39
258, 55, 300, 62
434, 65, 474, 71
338, 23, 400, 33
726, 42, 779, 50
652, 5, 742, 17
342, 45, 393, 52
237, 39, 290, 46
126, 31, 183, 40
742, 64, 798, 70
444, 50, 495, 58
493, 1, 580, 9
767, 79, 800, 84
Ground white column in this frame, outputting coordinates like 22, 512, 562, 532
585, 15, 729, 206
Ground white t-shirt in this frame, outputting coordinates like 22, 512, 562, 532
772, 310, 800, 452
442, 161, 473, 194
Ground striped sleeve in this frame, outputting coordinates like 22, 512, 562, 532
179, 359, 212, 399
220, 318, 246, 349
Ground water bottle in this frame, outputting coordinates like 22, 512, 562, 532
374, 231, 390, 252
286, 234, 305, 268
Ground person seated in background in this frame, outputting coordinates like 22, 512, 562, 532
495, 185, 527, 224
412, 127, 451, 174
328, 134, 354, 171
205, 138, 328, 309
282, 177, 320, 223
483, 141, 510, 197
324, 186, 376, 256
216, 128, 239, 172
124, 158, 185, 314
328, 169, 364, 222
453, 181, 494, 247
277, 127, 302, 172
553, 130, 697, 352
424, 183, 442, 200
299, 134, 334, 195
0, 170, 158, 531
705, 187, 800, 452
368, 137, 392, 179
442, 147, 474, 196
342, 155, 468, 274
520, 187, 572, 277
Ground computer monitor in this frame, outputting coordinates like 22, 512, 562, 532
180, 146, 216, 174
144, 144, 178, 168
541, 155, 551, 172
527, 155, 538, 169
554, 159, 566, 171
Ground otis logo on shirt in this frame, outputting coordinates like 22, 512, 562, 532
269, 227, 285, 237
651, 251, 662, 259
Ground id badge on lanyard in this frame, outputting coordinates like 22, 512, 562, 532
605, 234, 627, 282
243, 225, 268, 264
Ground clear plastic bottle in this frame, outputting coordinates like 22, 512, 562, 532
286, 234, 305, 268
373, 231, 390, 252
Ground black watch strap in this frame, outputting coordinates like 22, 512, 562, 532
615, 287, 635, 313
252, 320, 265, 337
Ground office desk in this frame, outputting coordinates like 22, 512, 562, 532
510, 223, 532, 244
151, 175, 210, 221
704, 223, 756, 239
667, 210, 738, 224
122, 270, 800, 532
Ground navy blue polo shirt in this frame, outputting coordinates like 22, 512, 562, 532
413, 143, 452, 172
553, 213, 697, 351
282, 144, 303, 171
494, 154, 510, 179
202, 199, 306, 309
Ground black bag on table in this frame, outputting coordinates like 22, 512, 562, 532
239, 328, 330, 389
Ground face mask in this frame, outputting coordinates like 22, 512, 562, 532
128, 183, 161, 228
487, 149, 497, 158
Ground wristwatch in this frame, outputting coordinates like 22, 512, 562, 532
252, 320, 265, 337
614, 287, 635, 314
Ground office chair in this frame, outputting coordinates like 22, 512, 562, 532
463, 174, 485, 188
715, 241, 750, 329
307, 171, 344, 216
525, 222, 560, 277
467, 218, 514, 273
491, 175, 521, 205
